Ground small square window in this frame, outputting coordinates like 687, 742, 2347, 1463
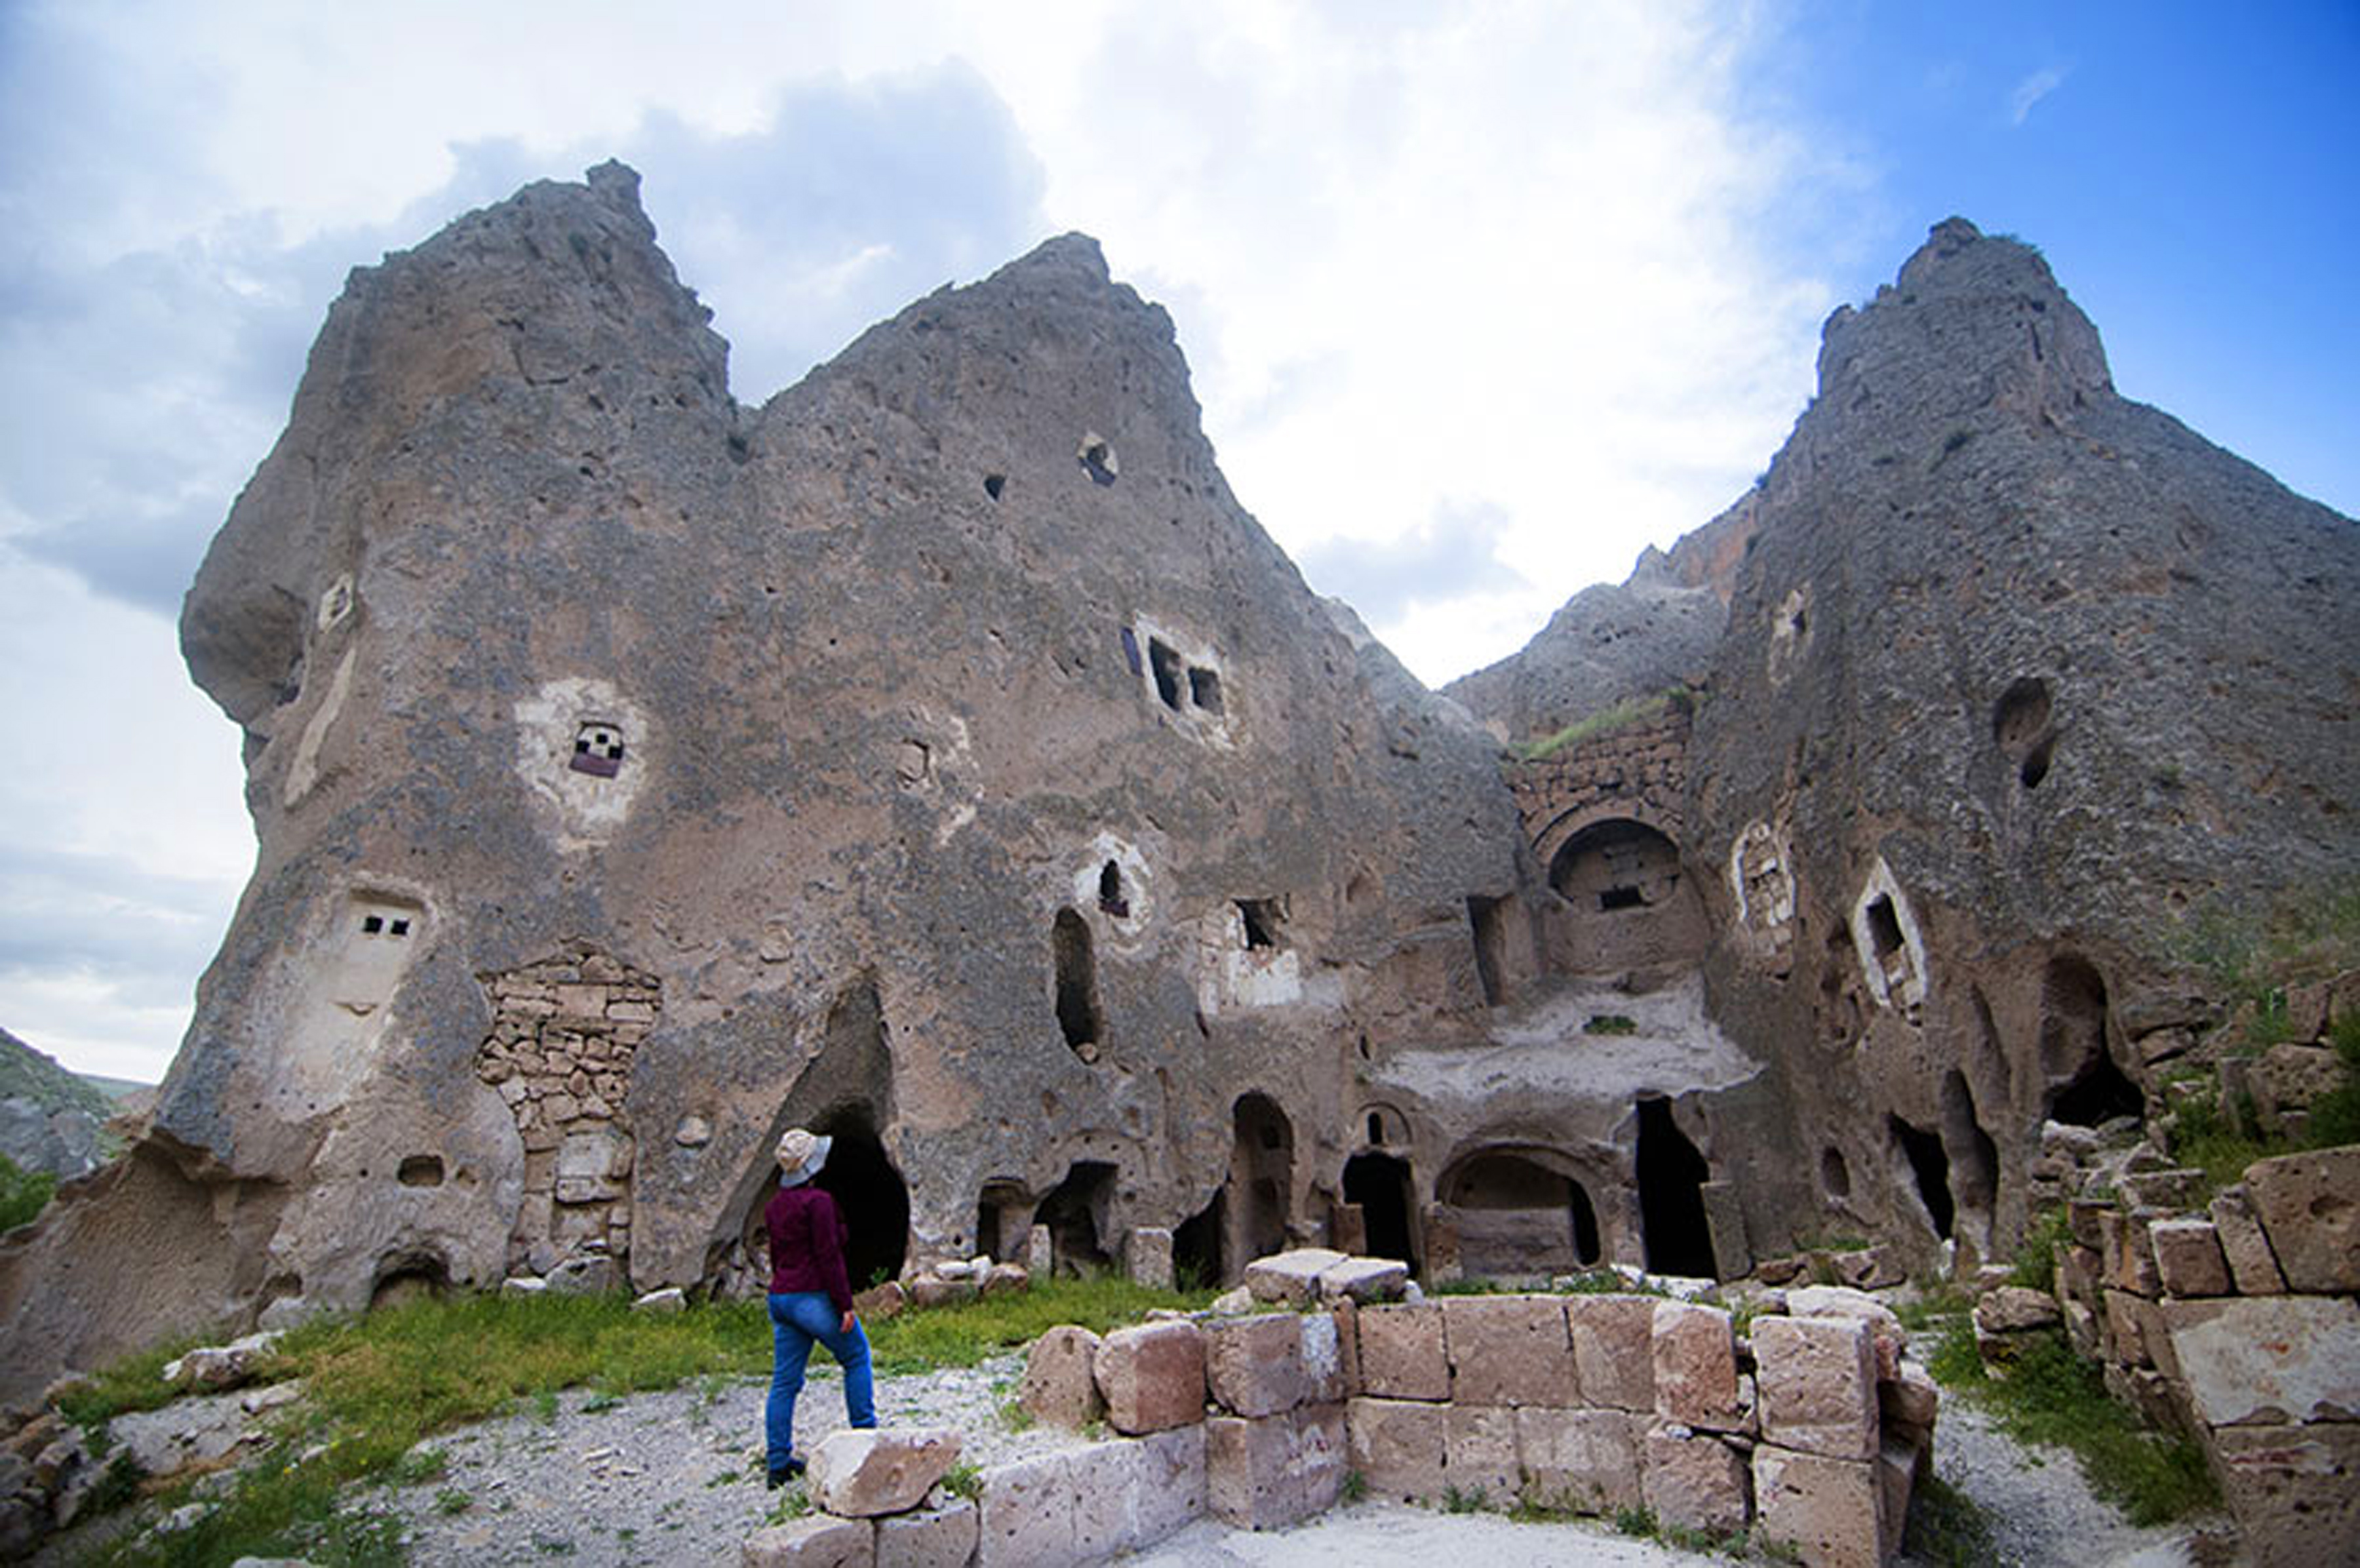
362, 914, 385, 935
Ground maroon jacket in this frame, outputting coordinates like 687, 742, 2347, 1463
765, 1183, 855, 1314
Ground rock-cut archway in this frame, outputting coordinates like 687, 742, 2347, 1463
1544, 817, 1708, 981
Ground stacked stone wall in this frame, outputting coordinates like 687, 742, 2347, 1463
2005, 1143, 2360, 1567
744, 1250, 1931, 1566
472, 949, 661, 1275
1508, 707, 1691, 861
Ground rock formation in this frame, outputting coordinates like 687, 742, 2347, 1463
3, 170, 2355, 1518
0, 1027, 112, 1182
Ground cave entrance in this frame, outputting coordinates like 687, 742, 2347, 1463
975, 1179, 1031, 1264
1228, 1093, 1294, 1267
1052, 908, 1103, 1054
1173, 1189, 1224, 1289
1636, 1097, 1714, 1278
2040, 954, 2142, 1126
1440, 1149, 1600, 1275
1546, 819, 1708, 982
1034, 1161, 1116, 1276
1940, 1070, 2000, 1257
1342, 1152, 1417, 1268
1889, 1114, 1954, 1240
810, 1110, 909, 1291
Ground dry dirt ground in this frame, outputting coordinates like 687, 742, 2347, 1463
42, 1350, 2226, 1565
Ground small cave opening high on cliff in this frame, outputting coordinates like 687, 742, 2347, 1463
809, 1110, 910, 1291
1343, 1152, 1417, 1268
1034, 1160, 1116, 1276
1636, 1097, 1714, 1278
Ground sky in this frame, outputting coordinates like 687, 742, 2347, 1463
1, 1, 2354, 1083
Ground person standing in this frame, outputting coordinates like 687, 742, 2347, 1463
762, 1127, 876, 1485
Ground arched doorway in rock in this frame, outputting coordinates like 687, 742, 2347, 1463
1437, 1147, 1600, 1276
1544, 818, 1708, 982
1342, 1152, 1418, 1268
1227, 1093, 1294, 1268
975, 1179, 1032, 1264
1173, 1188, 1224, 1288
810, 1109, 909, 1291
2041, 954, 2142, 1126
1034, 1161, 1117, 1276
1635, 1097, 1715, 1278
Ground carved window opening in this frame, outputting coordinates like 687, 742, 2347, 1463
1077, 433, 1118, 486
1599, 884, 1646, 912
983, 473, 1006, 501
1636, 1097, 1714, 1278
1367, 1111, 1383, 1143
1097, 861, 1129, 918
1236, 898, 1284, 951
1994, 676, 2058, 790
1148, 638, 1185, 711
1864, 895, 1905, 961
1120, 626, 1143, 676
1820, 1146, 1851, 1200
1052, 908, 1103, 1053
1187, 665, 1224, 715
397, 1154, 445, 1188
571, 722, 625, 778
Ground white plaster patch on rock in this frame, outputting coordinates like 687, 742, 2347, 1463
315, 570, 357, 633
1849, 857, 1928, 1015
513, 676, 650, 850
1728, 817, 1798, 958
285, 644, 358, 807
1196, 901, 1303, 1017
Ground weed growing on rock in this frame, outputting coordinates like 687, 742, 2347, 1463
1902, 1472, 1996, 1567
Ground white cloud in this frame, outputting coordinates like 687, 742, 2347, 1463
2009, 65, 2068, 127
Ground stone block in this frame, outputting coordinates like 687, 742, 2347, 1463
2209, 1421, 2360, 1568
1303, 1307, 1351, 1404
1095, 1320, 1206, 1435
1130, 1424, 1209, 1547
741, 1514, 875, 1567
2148, 1217, 2232, 1298
1754, 1445, 1883, 1568
1443, 1296, 1577, 1407
874, 1499, 977, 1568
1346, 1396, 1447, 1502
1876, 1434, 1925, 1558
1652, 1300, 1742, 1430
1017, 1325, 1105, 1430
2245, 1147, 2360, 1293
1971, 1286, 2058, 1335
809, 1428, 962, 1519
1513, 1407, 1640, 1515
1126, 1226, 1174, 1291
1206, 1403, 1345, 1529
1700, 1179, 1752, 1281
1356, 1303, 1448, 1401
1831, 1245, 1902, 1291
2100, 1289, 2155, 1371
1754, 1315, 1877, 1461
2100, 1208, 2162, 1297
2210, 1186, 2288, 1296
1879, 1364, 1939, 1444
1565, 1294, 1657, 1413
2117, 1167, 2207, 1211
2161, 1295, 2360, 1427
855, 1281, 909, 1323
1641, 1422, 1750, 1537
1063, 1439, 1145, 1560
1318, 1255, 1411, 1303
974, 1451, 1076, 1567
1025, 1225, 1053, 1279
1444, 1403, 1520, 1502
1244, 1247, 1349, 1304
632, 1287, 685, 1314
1206, 1312, 1308, 1418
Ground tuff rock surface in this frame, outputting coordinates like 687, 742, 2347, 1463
1, 170, 2355, 1511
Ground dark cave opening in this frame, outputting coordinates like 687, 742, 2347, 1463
1636, 1097, 1715, 1278
1343, 1151, 1417, 1267
1889, 1114, 1955, 1240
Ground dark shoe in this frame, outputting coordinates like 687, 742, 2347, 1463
765, 1458, 806, 1489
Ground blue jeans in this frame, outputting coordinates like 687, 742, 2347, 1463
766, 1291, 875, 1472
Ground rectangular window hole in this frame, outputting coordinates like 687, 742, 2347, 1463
1187, 665, 1224, 715
1148, 638, 1185, 711
1866, 895, 1905, 958
1237, 898, 1284, 950
1598, 885, 1645, 912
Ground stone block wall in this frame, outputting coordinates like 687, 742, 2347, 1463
2024, 1144, 2360, 1567
472, 949, 661, 1275
749, 1280, 1931, 1566
1506, 708, 1690, 853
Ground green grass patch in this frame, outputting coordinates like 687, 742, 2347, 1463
1929, 1324, 2214, 1527
0, 1150, 57, 1233
1510, 688, 1689, 762
2007, 1207, 2074, 1292
1900, 1472, 1995, 1567
1583, 1013, 1638, 1036
77, 1272, 1210, 1564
